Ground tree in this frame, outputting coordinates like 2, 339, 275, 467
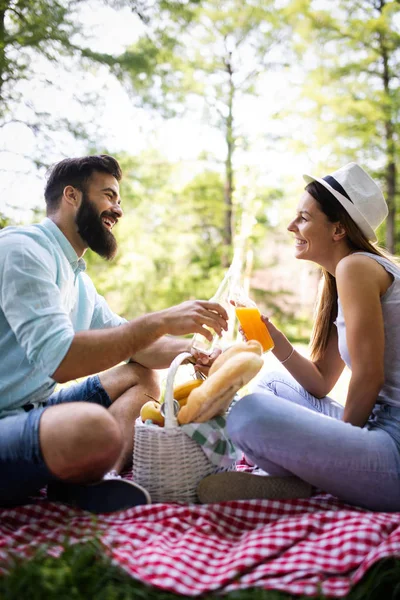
290, 0, 400, 252
0, 0, 203, 219
122, 0, 291, 267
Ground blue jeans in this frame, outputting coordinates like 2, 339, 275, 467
227, 371, 400, 512
0, 376, 112, 506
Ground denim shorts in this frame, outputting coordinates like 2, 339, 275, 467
0, 376, 112, 506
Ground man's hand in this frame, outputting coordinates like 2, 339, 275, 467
53, 300, 228, 383
158, 300, 228, 340
189, 346, 223, 377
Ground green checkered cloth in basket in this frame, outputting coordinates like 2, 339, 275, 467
180, 395, 242, 468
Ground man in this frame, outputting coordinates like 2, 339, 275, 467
0, 155, 228, 513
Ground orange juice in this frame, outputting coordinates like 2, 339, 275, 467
235, 306, 274, 352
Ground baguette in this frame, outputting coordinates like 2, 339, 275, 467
208, 339, 263, 377
178, 351, 263, 424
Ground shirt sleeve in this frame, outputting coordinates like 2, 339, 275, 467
0, 235, 75, 377
83, 273, 127, 329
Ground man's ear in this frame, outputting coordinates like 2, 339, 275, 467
63, 185, 80, 208
333, 222, 347, 241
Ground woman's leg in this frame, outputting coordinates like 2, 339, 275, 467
241, 371, 344, 476
227, 391, 400, 511
252, 370, 344, 418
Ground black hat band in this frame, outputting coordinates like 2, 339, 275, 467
323, 175, 353, 203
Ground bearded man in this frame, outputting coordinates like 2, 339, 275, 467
0, 155, 228, 512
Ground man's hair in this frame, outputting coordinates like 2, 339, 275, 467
44, 154, 122, 212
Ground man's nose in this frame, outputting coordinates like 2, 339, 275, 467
113, 202, 123, 218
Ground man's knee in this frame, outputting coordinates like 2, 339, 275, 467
131, 363, 160, 395
99, 362, 161, 402
122, 363, 161, 407
40, 403, 123, 481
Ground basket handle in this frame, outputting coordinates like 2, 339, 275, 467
164, 351, 193, 429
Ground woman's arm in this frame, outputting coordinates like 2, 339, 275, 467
264, 316, 345, 398
336, 254, 388, 427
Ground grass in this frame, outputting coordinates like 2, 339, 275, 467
1, 539, 400, 600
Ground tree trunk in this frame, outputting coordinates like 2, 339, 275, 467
379, 0, 397, 253
0, 2, 7, 110
223, 51, 234, 267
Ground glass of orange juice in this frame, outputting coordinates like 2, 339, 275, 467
235, 306, 274, 352
231, 287, 274, 352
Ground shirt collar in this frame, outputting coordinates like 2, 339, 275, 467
41, 218, 86, 273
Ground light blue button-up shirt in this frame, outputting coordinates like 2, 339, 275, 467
0, 218, 126, 416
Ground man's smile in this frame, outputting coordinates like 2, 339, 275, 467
102, 215, 117, 230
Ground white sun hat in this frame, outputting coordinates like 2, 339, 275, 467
303, 162, 388, 242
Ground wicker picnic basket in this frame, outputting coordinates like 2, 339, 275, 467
132, 352, 220, 503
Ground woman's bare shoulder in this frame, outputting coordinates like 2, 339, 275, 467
336, 253, 391, 295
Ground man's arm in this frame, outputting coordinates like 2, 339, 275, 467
52, 313, 166, 382
0, 237, 76, 378
52, 300, 228, 382
129, 335, 192, 369
88, 279, 192, 370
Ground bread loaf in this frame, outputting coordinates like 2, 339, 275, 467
208, 339, 263, 377
177, 351, 263, 424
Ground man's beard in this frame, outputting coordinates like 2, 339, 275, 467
76, 192, 118, 260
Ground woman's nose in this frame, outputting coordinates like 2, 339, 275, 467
287, 219, 296, 232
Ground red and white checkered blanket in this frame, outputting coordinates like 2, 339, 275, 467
1, 489, 400, 597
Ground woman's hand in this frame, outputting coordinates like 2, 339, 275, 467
238, 312, 283, 347
260, 315, 296, 363
260, 315, 284, 346
238, 324, 247, 342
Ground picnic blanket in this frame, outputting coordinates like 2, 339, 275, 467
1, 478, 400, 597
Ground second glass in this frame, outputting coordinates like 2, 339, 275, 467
234, 305, 274, 352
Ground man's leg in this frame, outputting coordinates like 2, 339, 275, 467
0, 402, 123, 506
99, 362, 160, 472
39, 402, 123, 482
44, 361, 160, 474
40, 402, 151, 511
0, 363, 158, 509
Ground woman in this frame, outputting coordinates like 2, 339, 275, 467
198, 162, 400, 511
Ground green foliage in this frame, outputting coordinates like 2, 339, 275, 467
121, 0, 292, 263
0, 0, 200, 177
287, 0, 400, 252
1, 0, 81, 119
0, 538, 171, 600
1, 537, 400, 599
0, 211, 12, 229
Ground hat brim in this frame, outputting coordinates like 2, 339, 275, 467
303, 173, 377, 242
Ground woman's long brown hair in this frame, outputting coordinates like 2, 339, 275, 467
307, 181, 397, 362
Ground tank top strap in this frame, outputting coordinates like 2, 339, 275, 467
353, 252, 400, 279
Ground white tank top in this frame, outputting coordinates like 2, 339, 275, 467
336, 252, 400, 407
